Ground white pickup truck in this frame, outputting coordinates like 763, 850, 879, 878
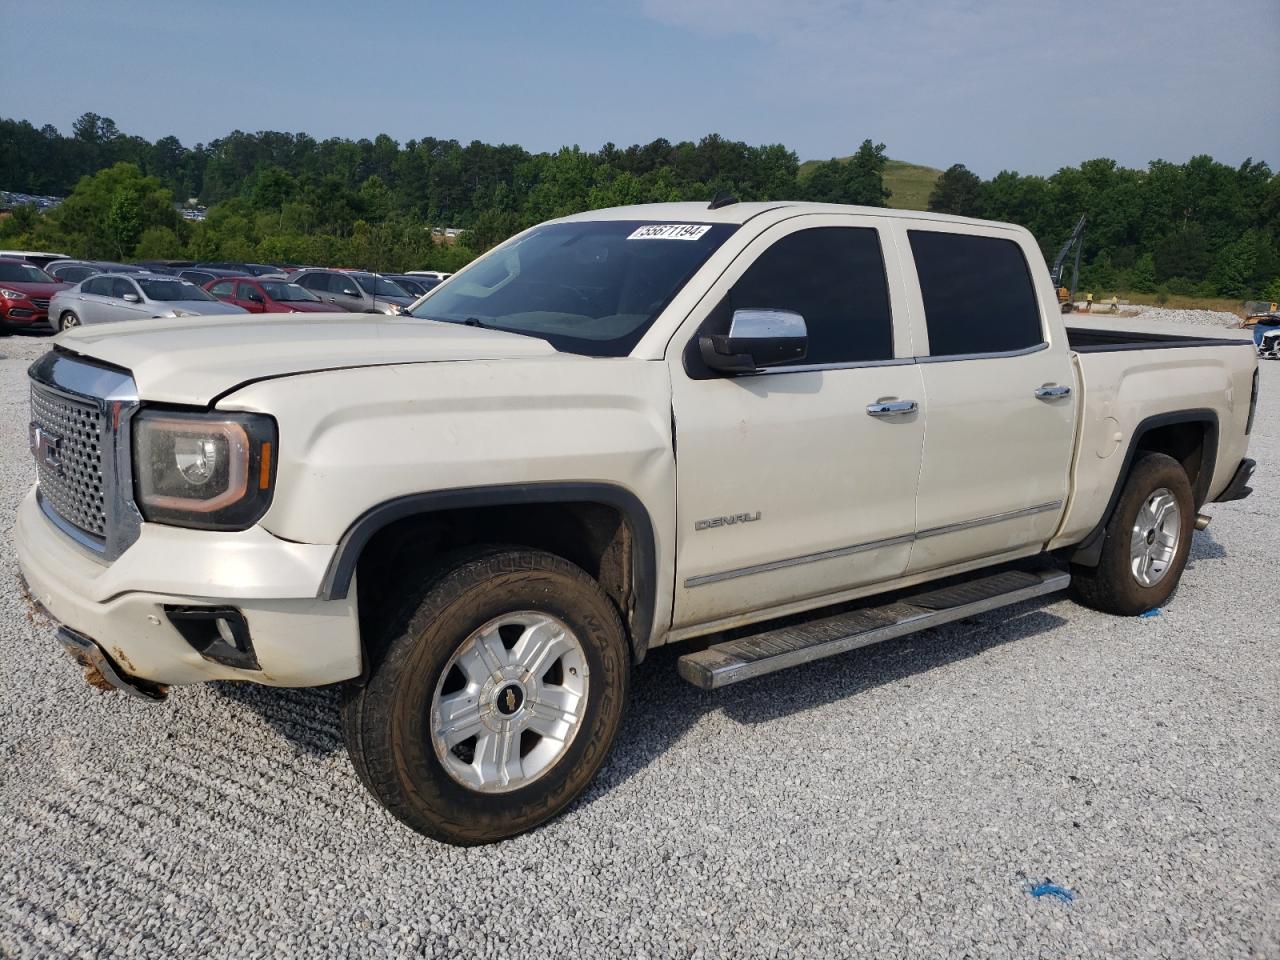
17, 201, 1258, 845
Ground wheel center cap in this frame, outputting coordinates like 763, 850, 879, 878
495, 683, 525, 716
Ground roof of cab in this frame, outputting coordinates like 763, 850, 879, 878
555, 201, 1021, 232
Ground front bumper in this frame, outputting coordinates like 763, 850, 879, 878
15, 486, 362, 688
0, 301, 51, 328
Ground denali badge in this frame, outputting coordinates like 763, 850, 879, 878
695, 511, 761, 531
29, 423, 62, 470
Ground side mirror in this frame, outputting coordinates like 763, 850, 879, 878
341, 287, 359, 298
699, 308, 808, 373
122, 293, 141, 303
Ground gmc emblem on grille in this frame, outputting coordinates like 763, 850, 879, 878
29, 423, 62, 470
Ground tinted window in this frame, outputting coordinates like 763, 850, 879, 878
111, 278, 138, 299
717, 227, 893, 365
297, 272, 328, 292
180, 271, 213, 286
55, 265, 95, 283
353, 274, 407, 298
908, 231, 1042, 356
209, 281, 236, 297
238, 282, 264, 301
83, 276, 111, 295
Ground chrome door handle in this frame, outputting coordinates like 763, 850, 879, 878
1035, 385, 1071, 400
866, 399, 918, 418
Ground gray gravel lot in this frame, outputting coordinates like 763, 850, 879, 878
2, 329, 1278, 959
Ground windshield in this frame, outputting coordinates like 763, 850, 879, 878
0, 262, 54, 283
260, 280, 320, 302
409, 220, 737, 356
353, 274, 410, 298
138, 279, 217, 302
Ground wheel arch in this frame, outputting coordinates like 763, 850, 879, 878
1071, 409, 1218, 567
319, 482, 659, 662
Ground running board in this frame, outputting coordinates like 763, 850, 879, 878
676, 568, 1070, 690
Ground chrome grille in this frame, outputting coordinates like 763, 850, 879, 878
30, 384, 107, 539
31, 298, 50, 309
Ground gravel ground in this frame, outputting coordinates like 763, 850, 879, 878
1127, 306, 1244, 328
1, 331, 1278, 959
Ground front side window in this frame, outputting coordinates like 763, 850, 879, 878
712, 226, 894, 366
138, 279, 216, 302
908, 231, 1043, 357
410, 220, 737, 357
111, 277, 139, 299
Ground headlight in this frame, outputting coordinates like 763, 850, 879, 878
133, 411, 277, 530
0, 288, 24, 300
381, 302, 405, 315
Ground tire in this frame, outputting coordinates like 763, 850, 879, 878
341, 546, 630, 845
58, 311, 81, 332
1070, 452, 1195, 615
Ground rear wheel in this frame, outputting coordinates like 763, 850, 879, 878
58, 311, 80, 332
1070, 452, 1194, 615
341, 546, 629, 845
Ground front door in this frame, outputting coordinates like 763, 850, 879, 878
669, 216, 925, 629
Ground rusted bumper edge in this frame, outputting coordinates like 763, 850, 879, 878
56, 627, 169, 702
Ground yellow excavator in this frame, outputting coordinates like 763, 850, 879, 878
1050, 215, 1086, 313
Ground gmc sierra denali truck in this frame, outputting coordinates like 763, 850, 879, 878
16, 202, 1258, 845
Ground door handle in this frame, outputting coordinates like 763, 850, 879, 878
866, 399, 918, 418
1034, 384, 1071, 400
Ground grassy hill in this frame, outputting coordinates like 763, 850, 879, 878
797, 157, 943, 211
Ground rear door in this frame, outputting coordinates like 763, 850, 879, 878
669, 215, 925, 629
75, 276, 112, 322
895, 223, 1076, 574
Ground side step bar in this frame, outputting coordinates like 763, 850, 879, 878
677, 568, 1070, 690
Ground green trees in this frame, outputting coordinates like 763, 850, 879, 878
800, 140, 891, 206
928, 164, 984, 216
1, 112, 1276, 296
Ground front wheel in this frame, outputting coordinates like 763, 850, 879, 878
58, 311, 81, 332
341, 546, 630, 845
1070, 452, 1194, 615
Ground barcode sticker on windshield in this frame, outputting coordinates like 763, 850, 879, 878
627, 224, 713, 241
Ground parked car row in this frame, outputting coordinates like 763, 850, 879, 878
0, 249, 455, 333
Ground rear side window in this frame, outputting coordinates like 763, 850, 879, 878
908, 231, 1042, 357
209, 281, 235, 296
722, 226, 893, 366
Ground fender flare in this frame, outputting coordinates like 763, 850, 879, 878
318, 482, 659, 660
1070, 409, 1218, 567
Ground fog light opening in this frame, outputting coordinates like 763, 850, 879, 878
164, 606, 260, 670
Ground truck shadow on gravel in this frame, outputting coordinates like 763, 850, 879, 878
587, 602, 1070, 803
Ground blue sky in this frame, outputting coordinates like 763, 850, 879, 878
6, 0, 1278, 177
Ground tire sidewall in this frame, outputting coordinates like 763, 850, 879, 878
379, 558, 628, 840
1106, 454, 1195, 612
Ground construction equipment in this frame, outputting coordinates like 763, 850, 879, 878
1050, 215, 1086, 313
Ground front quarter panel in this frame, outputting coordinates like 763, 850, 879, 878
218, 356, 677, 642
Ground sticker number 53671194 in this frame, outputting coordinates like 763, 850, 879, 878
627, 224, 713, 241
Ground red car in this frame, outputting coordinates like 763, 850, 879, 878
0, 258, 70, 333
205, 276, 334, 313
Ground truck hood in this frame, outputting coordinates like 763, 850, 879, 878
55, 312, 562, 404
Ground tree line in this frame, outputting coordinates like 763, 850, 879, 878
1, 113, 1277, 301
